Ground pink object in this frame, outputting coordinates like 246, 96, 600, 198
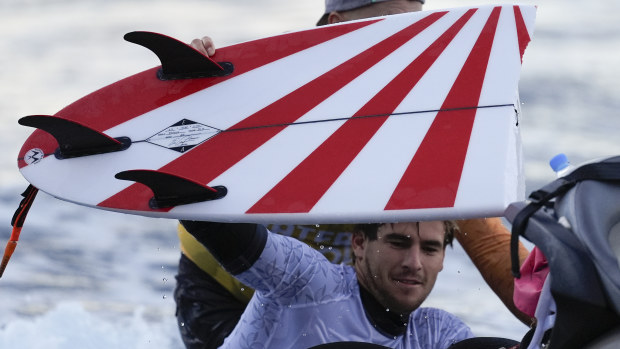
514, 247, 550, 317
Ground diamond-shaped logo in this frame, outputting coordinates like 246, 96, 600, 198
147, 119, 219, 153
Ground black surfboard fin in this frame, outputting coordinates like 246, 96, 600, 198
124, 31, 234, 80
115, 169, 227, 209
19, 115, 131, 159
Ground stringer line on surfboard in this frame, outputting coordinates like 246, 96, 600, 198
17, 104, 514, 161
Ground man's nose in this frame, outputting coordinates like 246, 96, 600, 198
402, 246, 423, 271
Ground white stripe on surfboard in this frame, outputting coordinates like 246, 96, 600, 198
478, 5, 525, 106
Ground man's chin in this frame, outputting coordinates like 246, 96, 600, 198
390, 293, 429, 314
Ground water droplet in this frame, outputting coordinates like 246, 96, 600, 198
385, 308, 390, 312
180, 322, 185, 327
240, 288, 245, 292
162, 278, 168, 283
315, 224, 320, 228
319, 245, 324, 250
162, 294, 167, 299
328, 246, 333, 250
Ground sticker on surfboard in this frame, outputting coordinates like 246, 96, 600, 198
146, 119, 220, 153
23, 148, 44, 165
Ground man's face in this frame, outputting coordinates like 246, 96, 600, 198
352, 222, 446, 314
330, 0, 423, 24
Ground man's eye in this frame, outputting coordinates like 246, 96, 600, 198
388, 240, 408, 248
423, 246, 440, 254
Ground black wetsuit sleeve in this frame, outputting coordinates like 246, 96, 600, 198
179, 220, 268, 275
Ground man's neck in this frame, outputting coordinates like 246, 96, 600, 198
358, 283, 410, 337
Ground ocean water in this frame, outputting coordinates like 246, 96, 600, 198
1, 0, 620, 348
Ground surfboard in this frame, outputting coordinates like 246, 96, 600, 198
17, 4, 536, 224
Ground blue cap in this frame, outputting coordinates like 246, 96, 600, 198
550, 153, 570, 172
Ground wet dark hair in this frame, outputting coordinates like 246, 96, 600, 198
353, 221, 458, 248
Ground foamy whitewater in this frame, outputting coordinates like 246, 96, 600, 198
1, 0, 620, 348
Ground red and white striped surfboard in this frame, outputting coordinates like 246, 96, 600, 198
17, 4, 536, 224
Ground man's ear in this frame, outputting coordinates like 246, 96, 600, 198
327, 11, 346, 24
351, 230, 366, 261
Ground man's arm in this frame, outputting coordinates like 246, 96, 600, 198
180, 221, 267, 275
181, 220, 337, 298
456, 218, 532, 325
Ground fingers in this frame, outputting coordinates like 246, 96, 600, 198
190, 36, 216, 57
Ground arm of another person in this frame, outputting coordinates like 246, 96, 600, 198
456, 218, 532, 325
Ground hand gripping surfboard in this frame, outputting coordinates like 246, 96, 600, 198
17, 4, 536, 224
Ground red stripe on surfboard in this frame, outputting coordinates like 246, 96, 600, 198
513, 5, 531, 63
18, 20, 378, 169
247, 10, 476, 214
97, 12, 446, 212
385, 6, 502, 211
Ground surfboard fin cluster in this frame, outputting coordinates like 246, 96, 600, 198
115, 169, 227, 209
19, 115, 131, 159
124, 31, 234, 80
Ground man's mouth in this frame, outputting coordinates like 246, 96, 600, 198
393, 278, 422, 286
